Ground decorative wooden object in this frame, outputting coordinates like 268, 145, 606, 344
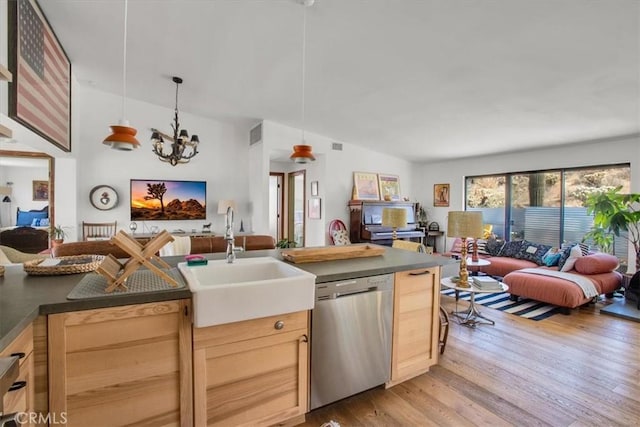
281, 244, 385, 263
95, 230, 177, 292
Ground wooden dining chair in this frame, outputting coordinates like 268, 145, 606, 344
82, 221, 117, 241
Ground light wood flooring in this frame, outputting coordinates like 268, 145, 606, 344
302, 296, 640, 427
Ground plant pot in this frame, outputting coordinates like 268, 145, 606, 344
51, 239, 64, 248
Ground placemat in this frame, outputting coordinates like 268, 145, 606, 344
67, 268, 186, 300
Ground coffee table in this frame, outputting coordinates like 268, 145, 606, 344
441, 276, 508, 328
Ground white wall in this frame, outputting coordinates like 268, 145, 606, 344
259, 120, 414, 247
412, 134, 640, 256
2, 165, 48, 213
75, 86, 251, 237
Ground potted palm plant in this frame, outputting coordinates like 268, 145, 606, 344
585, 187, 640, 271
50, 225, 68, 247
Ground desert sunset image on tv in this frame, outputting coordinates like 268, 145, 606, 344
131, 180, 206, 221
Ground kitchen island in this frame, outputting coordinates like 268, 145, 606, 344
0, 246, 454, 425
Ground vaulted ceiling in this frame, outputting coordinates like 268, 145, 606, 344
39, 0, 640, 162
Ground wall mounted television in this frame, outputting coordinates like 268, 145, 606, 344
130, 179, 206, 221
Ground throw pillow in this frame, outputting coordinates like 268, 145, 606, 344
542, 248, 562, 267
485, 238, 504, 256
450, 238, 463, 253
0, 247, 12, 265
574, 253, 619, 275
498, 240, 523, 258
0, 245, 48, 264
331, 229, 351, 245
578, 242, 590, 256
557, 245, 574, 270
515, 240, 552, 265
560, 244, 583, 272
466, 239, 488, 255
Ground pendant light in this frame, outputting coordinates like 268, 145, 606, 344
103, 0, 139, 150
290, 0, 315, 164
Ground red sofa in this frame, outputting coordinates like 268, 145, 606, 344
446, 238, 622, 309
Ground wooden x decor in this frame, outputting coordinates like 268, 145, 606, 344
95, 230, 177, 293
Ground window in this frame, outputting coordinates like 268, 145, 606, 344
465, 164, 630, 260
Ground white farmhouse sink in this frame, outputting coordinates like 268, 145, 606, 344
178, 257, 316, 327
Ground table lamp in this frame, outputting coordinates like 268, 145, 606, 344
217, 200, 236, 215
447, 211, 484, 287
382, 208, 407, 240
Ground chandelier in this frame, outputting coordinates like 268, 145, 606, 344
151, 76, 200, 166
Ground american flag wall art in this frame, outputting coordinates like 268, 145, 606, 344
9, 0, 71, 152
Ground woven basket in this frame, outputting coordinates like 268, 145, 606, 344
24, 255, 105, 276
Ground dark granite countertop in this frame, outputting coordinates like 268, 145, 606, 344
0, 247, 453, 352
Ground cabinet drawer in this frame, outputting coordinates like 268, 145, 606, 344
194, 311, 308, 349
0, 324, 34, 368
2, 352, 32, 414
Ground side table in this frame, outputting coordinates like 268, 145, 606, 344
467, 258, 491, 276
441, 276, 508, 328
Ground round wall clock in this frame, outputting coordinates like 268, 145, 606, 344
89, 185, 118, 210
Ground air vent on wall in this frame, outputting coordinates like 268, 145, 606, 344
249, 123, 262, 146
331, 142, 343, 151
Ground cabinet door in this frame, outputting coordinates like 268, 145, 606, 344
390, 267, 440, 385
48, 300, 193, 427
1, 323, 35, 425
193, 311, 309, 427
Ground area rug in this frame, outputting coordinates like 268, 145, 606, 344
441, 289, 563, 321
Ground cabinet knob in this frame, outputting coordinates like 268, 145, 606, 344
274, 320, 284, 330
300, 334, 308, 343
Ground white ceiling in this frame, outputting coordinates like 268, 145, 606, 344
39, 0, 640, 162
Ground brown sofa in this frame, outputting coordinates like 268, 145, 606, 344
51, 234, 276, 258
446, 238, 622, 310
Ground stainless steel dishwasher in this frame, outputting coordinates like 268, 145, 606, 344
310, 274, 393, 410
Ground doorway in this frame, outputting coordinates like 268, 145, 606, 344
0, 150, 55, 228
268, 172, 284, 242
288, 170, 306, 247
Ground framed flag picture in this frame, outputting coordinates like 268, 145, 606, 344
9, 0, 72, 152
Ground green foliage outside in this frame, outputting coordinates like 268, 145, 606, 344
585, 187, 640, 270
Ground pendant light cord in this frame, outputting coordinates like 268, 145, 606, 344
122, 0, 129, 119
301, 5, 307, 143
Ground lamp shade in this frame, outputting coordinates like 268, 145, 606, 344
217, 200, 236, 214
447, 211, 483, 238
382, 208, 407, 229
103, 121, 140, 150
0, 186, 12, 196
290, 144, 315, 164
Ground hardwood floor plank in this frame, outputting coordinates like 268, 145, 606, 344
302, 298, 640, 427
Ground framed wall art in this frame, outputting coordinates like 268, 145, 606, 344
308, 198, 321, 219
353, 172, 380, 200
434, 183, 450, 207
32, 180, 48, 201
9, 0, 72, 152
378, 174, 401, 201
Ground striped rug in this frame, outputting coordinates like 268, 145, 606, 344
441, 289, 563, 321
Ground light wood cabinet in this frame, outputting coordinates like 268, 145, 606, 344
388, 267, 441, 386
1, 323, 35, 426
48, 299, 193, 426
193, 310, 309, 427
